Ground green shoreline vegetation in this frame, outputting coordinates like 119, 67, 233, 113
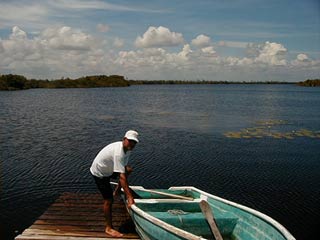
0, 74, 129, 90
297, 79, 320, 87
0, 74, 319, 90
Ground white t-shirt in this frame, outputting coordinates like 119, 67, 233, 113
90, 141, 131, 178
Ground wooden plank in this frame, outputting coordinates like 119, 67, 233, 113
55, 197, 103, 202
34, 219, 105, 226
16, 235, 139, 240
30, 219, 134, 232
45, 204, 125, 211
48, 203, 127, 209
22, 229, 139, 238
33, 218, 127, 227
59, 193, 101, 198
43, 209, 124, 216
199, 200, 223, 240
44, 207, 103, 213
41, 211, 104, 217
50, 203, 103, 208
38, 215, 128, 221
22, 228, 108, 237
42, 206, 126, 214
15, 192, 139, 240
29, 224, 105, 232
38, 214, 106, 221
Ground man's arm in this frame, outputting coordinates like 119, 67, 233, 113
119, 173, 135, 208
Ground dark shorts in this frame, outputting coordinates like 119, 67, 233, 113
92, 173, 119, 200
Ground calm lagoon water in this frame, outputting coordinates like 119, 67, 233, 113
1, 84, 319, 239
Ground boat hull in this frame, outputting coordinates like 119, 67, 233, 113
125, 186, 295, 240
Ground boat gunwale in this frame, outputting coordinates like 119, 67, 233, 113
168, 186, 296, 240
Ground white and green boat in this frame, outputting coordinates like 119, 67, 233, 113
124, 185, 295, 240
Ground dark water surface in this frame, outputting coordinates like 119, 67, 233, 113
1, 84, 319, 239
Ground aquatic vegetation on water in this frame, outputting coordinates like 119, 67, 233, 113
224, 120, 320, 139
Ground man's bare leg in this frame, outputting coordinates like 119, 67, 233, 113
103, 199, 123, 237
113, 183, 122, 198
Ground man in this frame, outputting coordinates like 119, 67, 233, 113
90, 130, 139, 237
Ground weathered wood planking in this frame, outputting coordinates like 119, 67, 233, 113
15, 193, 140, 240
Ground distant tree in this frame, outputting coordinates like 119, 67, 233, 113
0, 74, 29, 90
298, 79, 320, 87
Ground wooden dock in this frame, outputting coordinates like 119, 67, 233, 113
15, 192, 140, 240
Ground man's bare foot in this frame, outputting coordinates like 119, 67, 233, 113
105, 228, 124, 238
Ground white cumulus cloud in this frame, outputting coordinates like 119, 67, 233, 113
1, 26, 319, 82
247, 41, 287, 66
191, 34, 211, 48
296, 53, 309, 62
178, 44, 193, 59
10, 26, 28, 40
291, 53, 320, 68
0, 26, 108, 78
41, 26, 93, 51
201, 46, 216, 55
135, 26, 184, 48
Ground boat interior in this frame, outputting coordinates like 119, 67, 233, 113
135, 201, 238, 239
129, 188, 289, 240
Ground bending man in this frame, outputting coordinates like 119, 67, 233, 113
90, 130, 139, 237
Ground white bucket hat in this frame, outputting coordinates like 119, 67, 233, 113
124, 130, 139, 143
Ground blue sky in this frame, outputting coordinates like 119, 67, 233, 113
0, 0, 319, 81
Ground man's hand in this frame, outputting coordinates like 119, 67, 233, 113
119, 173, 135, 208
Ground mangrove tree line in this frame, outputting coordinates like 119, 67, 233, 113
0, 74, 129, 90
1, 74, 319, 90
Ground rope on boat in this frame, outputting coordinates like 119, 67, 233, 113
167, 209, 188, 225
168, 209, 188, 215
167, 209, 188, 215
